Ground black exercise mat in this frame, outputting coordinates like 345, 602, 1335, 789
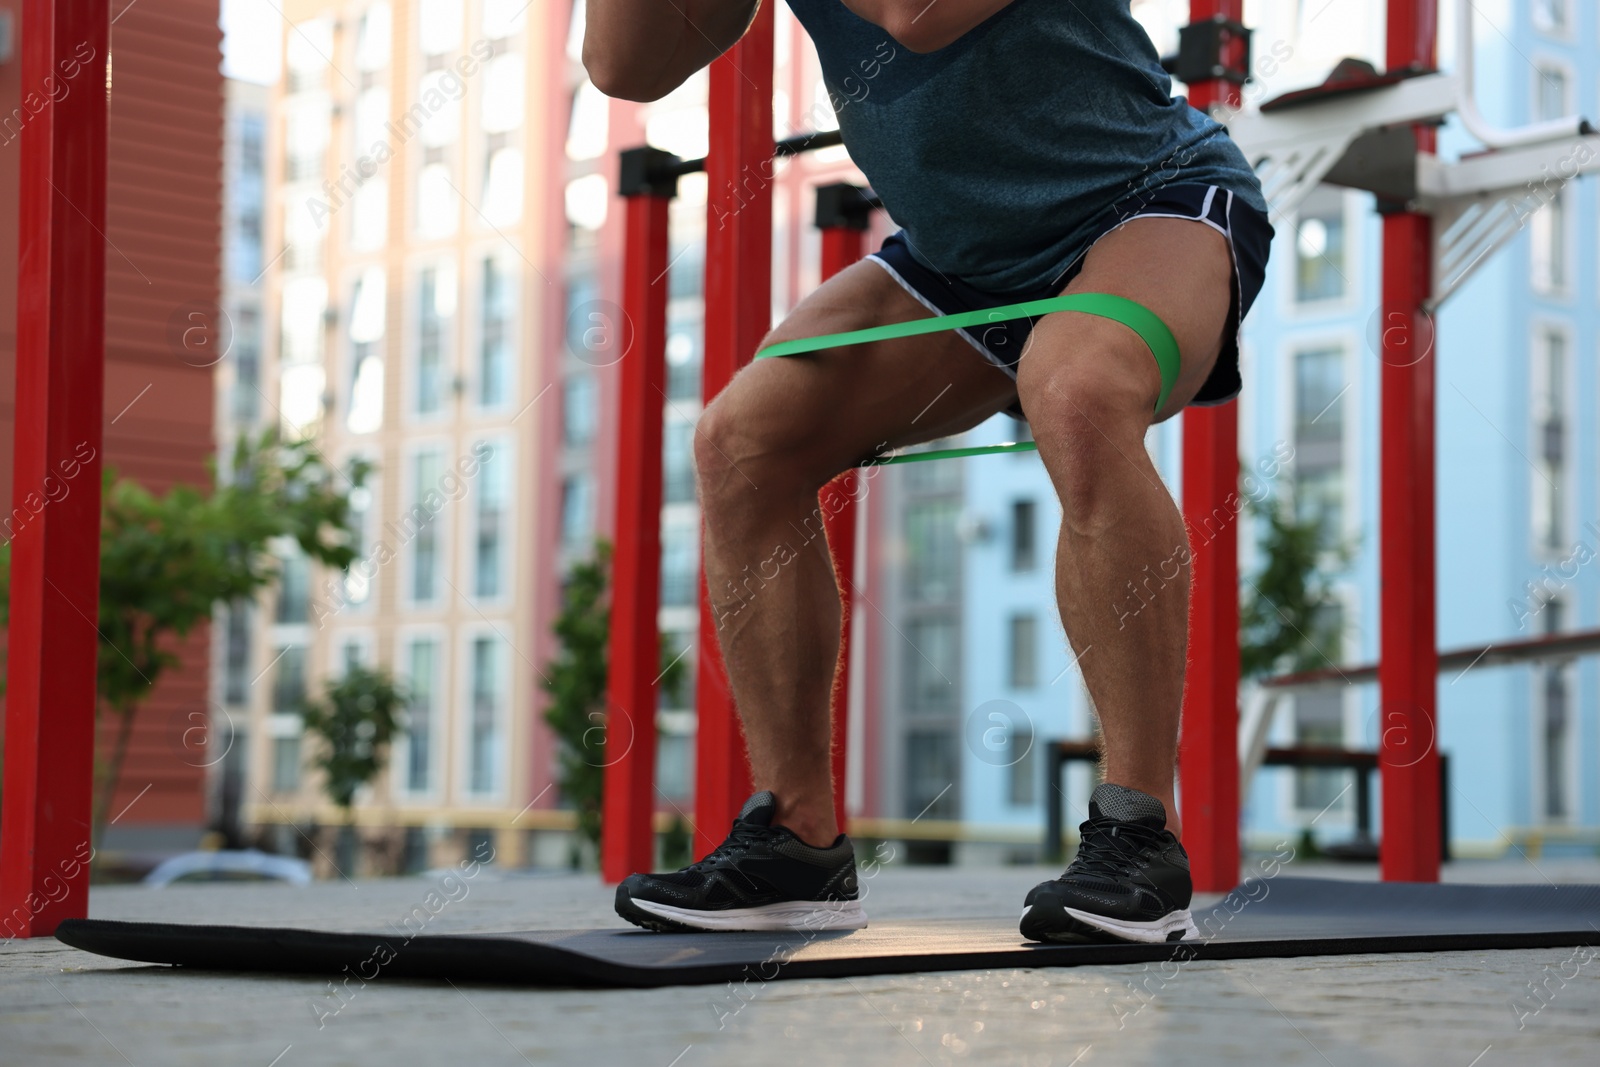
54, 878, 1600, 988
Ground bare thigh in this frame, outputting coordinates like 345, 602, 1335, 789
701, 258, 1020, 487
1018, 215, 1235, 425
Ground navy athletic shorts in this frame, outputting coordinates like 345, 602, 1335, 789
866, 182, 1275, 412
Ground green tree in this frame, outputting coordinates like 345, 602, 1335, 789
1239, 472, 1354, 680
301, 666, 408, 812
540, 540, 689, 859
541, 542, 612, 852
0, 428, 367, 843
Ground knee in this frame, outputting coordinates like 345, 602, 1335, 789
692, 398, 754, 510
1016, 344, 1156, 535
693, 381, 833, 514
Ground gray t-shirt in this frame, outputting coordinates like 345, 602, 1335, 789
784, 0, 1267, 292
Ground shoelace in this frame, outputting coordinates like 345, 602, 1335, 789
686, 818, 770, 872
1065, 816, 1169, 880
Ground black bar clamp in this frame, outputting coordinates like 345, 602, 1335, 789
1168, 14, 1252, 86
618, 145, 681, 198
814, 182, 876, 231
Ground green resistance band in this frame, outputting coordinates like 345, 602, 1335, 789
754, 292, 1179, 466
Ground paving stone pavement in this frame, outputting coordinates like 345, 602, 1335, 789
3, 860, 1599, 1066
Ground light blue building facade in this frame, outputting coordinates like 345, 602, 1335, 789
955, 0, 1599, 857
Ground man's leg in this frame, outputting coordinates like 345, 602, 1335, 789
1014, 216, 1236, 839
694, 259, 1018, 847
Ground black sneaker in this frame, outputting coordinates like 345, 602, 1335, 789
1020, 783, 1198, 944
615, 791, 866, 932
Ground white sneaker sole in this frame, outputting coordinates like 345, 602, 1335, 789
631, 897, 868, 932
1022, 904, 1199, 944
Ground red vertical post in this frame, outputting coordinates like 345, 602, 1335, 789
1379, 0, 1440, 883
693, 5, 774, 858
1, 0, 111, 938
818, 198, 870, 830
1177, 0, 1247, 892
600, 149, 676, 884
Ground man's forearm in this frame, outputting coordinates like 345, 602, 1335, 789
839, 0, 1016, 53
584, 0, 760, 101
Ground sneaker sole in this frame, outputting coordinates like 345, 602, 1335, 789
618, 890, 868, 933
1020, 902, 1198, 944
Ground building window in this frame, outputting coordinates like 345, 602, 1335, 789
663, 421, 695, 504
1008, 720, 1036, 807
283, 193, 326, 274
232, 306, 262, 423
276, 547, 311, 624
415, 261, 455, 415
284, 94, 331, 182
349, 177, 388, 252
356, 3, 392, 70
474, 442, 509, 598
904, 731, 958, 819
560, 474, 593, 549
901, 445, 962, 491
279, 364, 327, 438
1532, 0, 1569, 35
1531, 328, 1567, 554
1294, 187, 1347, 303
1538, 601, 1572, 821
410, 449, 443, 603
418, 0, 463, 55
905, 500, 960, 603
1010, 499, 1036, 572
481, 54, 524, 133
1007, 613, 1038, 689
660, 516, 696, 607
222, 601, 252, 705
468, 635, 505, 795
1530, 187, 1568, 294
904, 616, 957, 712
272, 736, 302, 793
566, 81, 608, 160
352, 83, 389, 165
1292, 346, 1345, 538
346, 268, 386, 433
240, 113, 264, 174
562, 374, 597, 446
417, 162, 457, 238
285, 18, 333, 93
565, 173, 609, 231
665, 318, 702, 400
482, 0, 527, 39
404, 637, 438, 792
478, 255, 514, 408
272, 645, 307, 710
280, 276, 327, 366
415, 66, 462, 145
344, 471, 375, 607
1292, 689, 1346, 811
482, 143, 523, 225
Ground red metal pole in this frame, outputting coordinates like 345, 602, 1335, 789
692, 4, 773, 858
599, 180, 672, 884
820, 223, 867, 830
1, 0, 110, 938
1379, 0, 1440, 883
1177, 0, 1247, 892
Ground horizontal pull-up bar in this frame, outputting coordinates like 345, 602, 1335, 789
619, 131, 859, 195
1257, 626, 1600, 692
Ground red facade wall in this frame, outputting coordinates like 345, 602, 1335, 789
0, 0, 223, 838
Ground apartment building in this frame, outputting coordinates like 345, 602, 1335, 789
960, 0, 1600, 858
242, 0, 578, 868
